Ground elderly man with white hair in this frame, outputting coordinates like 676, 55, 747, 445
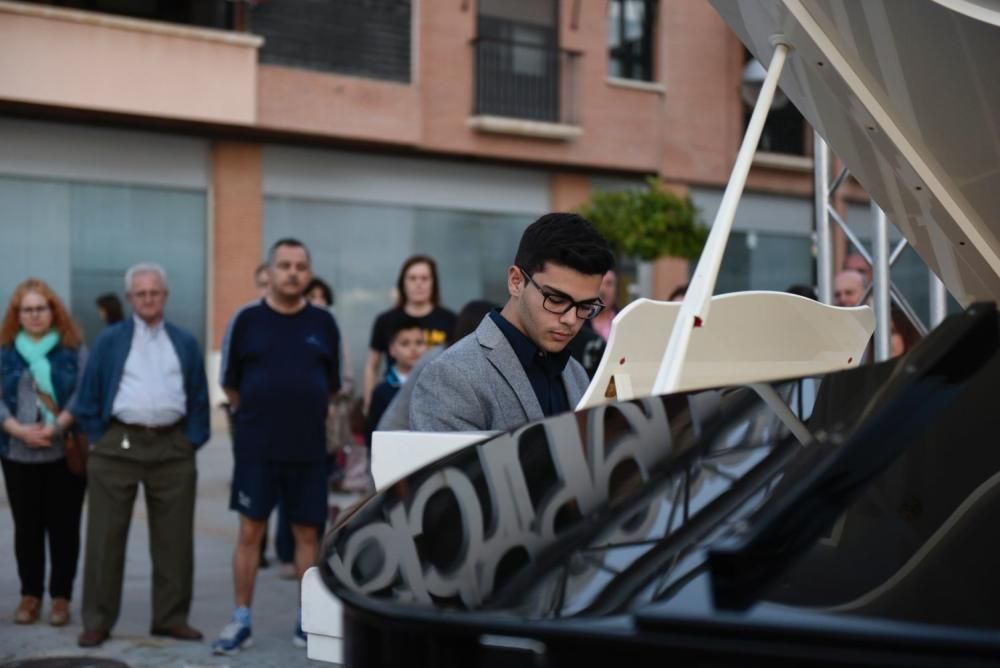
73, 263, 210, 648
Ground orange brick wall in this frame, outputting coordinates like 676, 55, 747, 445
211, 141, 262, 349
257, 65, 422, 145
550, 172, 592, 212
415, 1, 665, 173
162, 0, 821, 197
660, 1, 744, 186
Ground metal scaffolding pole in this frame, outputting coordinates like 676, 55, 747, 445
929, 273, 948, 327
872, 203, 892, 361
814, 131, 833, 304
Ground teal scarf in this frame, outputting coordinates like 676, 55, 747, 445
14, 330, 60, 424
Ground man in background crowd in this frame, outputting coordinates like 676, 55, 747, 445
75, 263, 209, 648
214, 239, 341, 654
834, 269, 867, 307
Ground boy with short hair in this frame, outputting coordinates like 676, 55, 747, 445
366, 317, 427, 444
410, 212, 614, 432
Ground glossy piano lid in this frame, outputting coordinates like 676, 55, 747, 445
320, 305, 1000, 634
709, 0, 1000, 307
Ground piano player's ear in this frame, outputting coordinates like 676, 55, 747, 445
507, 265, 524, 297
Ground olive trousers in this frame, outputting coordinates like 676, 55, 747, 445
81, 421, 197, 633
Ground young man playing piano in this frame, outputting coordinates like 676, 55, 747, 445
410, 213, 614, 432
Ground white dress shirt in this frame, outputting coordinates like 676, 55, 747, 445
111, 315, 187, 426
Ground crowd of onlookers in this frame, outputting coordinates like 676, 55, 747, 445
0, 223, 921, 656
0, 218, 624, 654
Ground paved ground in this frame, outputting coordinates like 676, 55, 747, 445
0, 432, 350, 668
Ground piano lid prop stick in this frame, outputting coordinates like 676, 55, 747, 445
652, 37, 792, 396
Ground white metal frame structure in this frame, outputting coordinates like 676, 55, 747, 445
814, 134, 951, 362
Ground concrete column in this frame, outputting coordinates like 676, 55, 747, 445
211, 141, 262, 351
550, 172, 591, 212
651, 256, 690, 300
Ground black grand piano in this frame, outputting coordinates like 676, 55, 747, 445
317, 1, 1000, 665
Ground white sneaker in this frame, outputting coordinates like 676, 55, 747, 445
212, 619, 253, 655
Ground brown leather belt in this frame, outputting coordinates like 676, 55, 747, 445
111, 418, 181, 435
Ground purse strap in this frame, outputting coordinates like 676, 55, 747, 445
35, 386, 59, 417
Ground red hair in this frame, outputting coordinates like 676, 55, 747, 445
0, 278, 83, 349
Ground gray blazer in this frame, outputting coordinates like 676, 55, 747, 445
375, 345, 444, 431
409, 315, 590, 432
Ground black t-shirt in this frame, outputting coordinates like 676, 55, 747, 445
223, 300, 341, 462
368, 306, 457, 358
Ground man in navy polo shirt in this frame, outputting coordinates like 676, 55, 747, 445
213, 238, 341, 654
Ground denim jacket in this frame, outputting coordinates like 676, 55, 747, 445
0, 344, 83, 457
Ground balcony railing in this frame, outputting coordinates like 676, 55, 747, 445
472, 37, 581, 126
15, 0, 235, 31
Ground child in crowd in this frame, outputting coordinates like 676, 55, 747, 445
365, 316, 427, 445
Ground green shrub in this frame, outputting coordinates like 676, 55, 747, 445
580, 177, 707, 261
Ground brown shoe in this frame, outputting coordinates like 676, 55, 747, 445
150, 623, 204, 641
78, 628, 110, 647
49, 597, 70, 626
14, 596, 40, 624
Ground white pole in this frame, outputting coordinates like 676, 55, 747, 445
872, 203, 892, 361
814, 131, 833, 304
929, 273, 948, 327
652, 38, 791, 395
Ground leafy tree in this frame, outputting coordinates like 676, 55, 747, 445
580, 177, 707, 261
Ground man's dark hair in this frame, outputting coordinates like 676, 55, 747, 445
267, 238, 311, 266
451, 300, 497, 346
395, 254, 441, 308
514, 213, 615, 276
305, 277, 334, 306
388, 315, 424, 344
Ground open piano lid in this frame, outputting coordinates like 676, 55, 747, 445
318, 2, 1000, 665
712, 0, 1000, 306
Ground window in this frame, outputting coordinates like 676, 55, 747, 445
474, 0, 566, 122
0, 175, 208, 347
716, 231, 814, 295
608, 0, 657, 82
251, 0, 412, 83
264, 197, 533, 385
743, 50, 806, 155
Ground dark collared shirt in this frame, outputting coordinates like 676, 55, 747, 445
489, 310, 571, 416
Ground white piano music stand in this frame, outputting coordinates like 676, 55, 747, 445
577, 292, 874, 410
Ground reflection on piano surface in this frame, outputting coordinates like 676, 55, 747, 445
320, 304, 1000, 665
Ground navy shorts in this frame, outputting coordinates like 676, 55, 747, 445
230, 456, 327, 528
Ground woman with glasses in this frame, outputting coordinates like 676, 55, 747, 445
0, 279, 88, 627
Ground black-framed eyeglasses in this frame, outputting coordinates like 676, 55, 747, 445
519, 267, 605, 320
